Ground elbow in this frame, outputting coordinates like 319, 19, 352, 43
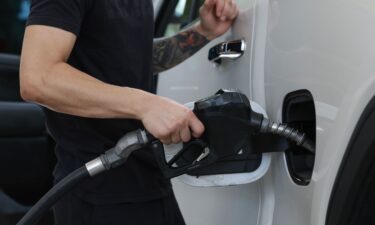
20, 71, 45, 103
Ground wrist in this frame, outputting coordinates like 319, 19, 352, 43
195, 22, 215, 41
120, 87, 155, 120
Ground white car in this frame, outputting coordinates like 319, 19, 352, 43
154, 0, 375, 225
0, 0, 373, 225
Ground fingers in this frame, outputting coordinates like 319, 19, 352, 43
222, 0, 238, 20
189, 114, 205, 138
180, 126, 192, 143
171, 130, 181, 144
208, 0, 238, 21
215, 0, 226, 18
142, 96, 204, 145
220, 0, 230, 21
160, 113, 204, 145
169, 112, 202, 144
229, 1, 239, 20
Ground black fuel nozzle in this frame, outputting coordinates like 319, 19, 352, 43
193, 89, 315, 154
152, 89, 314, 178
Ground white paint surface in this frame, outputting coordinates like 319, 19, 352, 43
157, 0, 375, 224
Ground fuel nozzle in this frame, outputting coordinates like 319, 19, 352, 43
194, 89, 315, 154
243, 99, 315, 153
86, 129, 150, 177
258, 117, 315, 154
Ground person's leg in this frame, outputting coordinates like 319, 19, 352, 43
53, 193, 93, 225
88, 191, 186, 225
54, 190, 185, 225
162, 190, 186, 225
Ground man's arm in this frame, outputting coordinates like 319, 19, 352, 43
152, 25, 209, 74
20, 25, 148, 119
20, 25, 204, 144
152, 0, 239, 74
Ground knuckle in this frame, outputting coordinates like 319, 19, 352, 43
170, 122, 179, 131
172, 134, 181, 144
168, 120, 177, 130
182, 107, 191, 114
176, 119, 184, 127
187, 110, 195, 118
159, 129, 170, 139
182, 134, 191, 142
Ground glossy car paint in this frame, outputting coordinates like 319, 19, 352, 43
157, 1, 267, 224
264, 0, 375, 224
157, 0, 375, 225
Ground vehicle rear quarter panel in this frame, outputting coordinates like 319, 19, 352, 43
263, 0, 375, 224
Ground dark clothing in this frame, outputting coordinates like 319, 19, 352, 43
54, 190, 186, 225
26, 0, 172, 205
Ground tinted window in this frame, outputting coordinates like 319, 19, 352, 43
164, 0, 204, 36
0, 0, 30, 55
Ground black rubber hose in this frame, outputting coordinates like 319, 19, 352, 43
17, 166, 90, 225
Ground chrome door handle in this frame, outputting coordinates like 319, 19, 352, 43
208, 39, 246, 64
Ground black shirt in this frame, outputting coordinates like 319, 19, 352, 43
27, 0, 171, 204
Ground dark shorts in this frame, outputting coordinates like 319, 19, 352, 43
53, 191, 186, 225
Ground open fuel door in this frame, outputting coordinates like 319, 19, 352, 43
155, 1, 270, 225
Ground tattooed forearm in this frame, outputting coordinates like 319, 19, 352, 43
152, 28, 209, 74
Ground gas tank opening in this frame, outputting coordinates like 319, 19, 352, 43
283, 90, 316, 185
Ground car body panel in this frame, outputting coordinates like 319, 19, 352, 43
157, 1, 269, 225
264, 0, 375, 224
157, 1, 255, 102
157, 0, 375, 225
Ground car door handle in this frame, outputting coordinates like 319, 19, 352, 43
208, 39, 246, 64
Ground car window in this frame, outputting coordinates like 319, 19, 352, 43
0, 0, 30, 55
164, 0, 204, 36
0, 0, 204, 54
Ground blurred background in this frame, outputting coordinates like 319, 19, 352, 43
0, 0, 204, 224
0, 0, 29, 55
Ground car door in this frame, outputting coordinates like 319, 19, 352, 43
155, 1, 275, 225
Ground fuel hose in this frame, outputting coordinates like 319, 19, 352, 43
17, 167, 89, 225
16, 129, 150, 225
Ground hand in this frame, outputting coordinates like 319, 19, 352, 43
196, 0, 239, 40
140, 95, 205, 145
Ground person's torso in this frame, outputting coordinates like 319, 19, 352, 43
70, 0, 154, 88
47, 0, 155, 156
43, 0, 171, 204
